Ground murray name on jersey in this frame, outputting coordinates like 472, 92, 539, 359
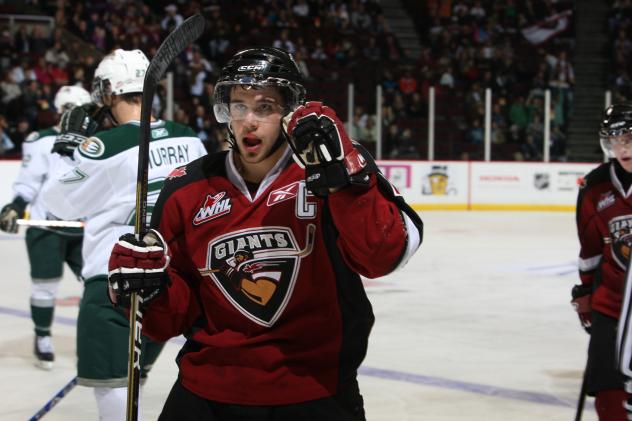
42, 119, 207, 281
149, 143, 192, 169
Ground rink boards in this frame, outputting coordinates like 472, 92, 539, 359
0, 159, 599, 212
378, 160, 598, 211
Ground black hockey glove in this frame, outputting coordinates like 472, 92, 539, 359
571, 283, 592, 334
285, 101, 376, 197
107, 230, 171, 308
0, 197, 27, 234
52, 105, 98, 157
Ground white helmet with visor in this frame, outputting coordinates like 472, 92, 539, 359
91, 49, 149, 107
54, 85, 91, 113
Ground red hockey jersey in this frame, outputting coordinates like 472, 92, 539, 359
143, 148, 423, 405
577, 161, 632, 319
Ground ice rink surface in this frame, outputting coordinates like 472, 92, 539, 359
0, 211, 596, 420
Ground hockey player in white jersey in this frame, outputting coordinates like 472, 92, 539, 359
41, 49, 207, 421
0, 85, 91, 370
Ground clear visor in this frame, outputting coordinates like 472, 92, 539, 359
600, 129, 632, 157
213, 78, 298, 124
217, 101, 285, 125
91, 77, 111, 107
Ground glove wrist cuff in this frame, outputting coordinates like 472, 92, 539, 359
11, 196, 27, 217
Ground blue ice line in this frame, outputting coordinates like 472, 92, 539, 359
0, 305, 585, 409
358, 366, 578, 408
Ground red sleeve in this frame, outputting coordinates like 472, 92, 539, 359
327, 174, 408, 278
576, 186, 602, 286
143, 196, 202, 342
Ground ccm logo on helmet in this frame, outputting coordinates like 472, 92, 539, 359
238, 64, 266, 71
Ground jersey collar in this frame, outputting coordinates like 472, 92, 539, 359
610, 162, 632, 198
124, 119, 165, 127
226, 146, 293, 203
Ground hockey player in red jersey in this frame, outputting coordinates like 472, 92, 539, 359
573, 102, 632, 420
107, 46, 423, 420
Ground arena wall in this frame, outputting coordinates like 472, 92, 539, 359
0, 160, 599, 212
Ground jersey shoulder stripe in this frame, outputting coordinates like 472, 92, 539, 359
151, 151, 227, 229
161, 120, 197, 138
80, 124, 139, 160
25, 127, 57, 143
79, 120, 199, 161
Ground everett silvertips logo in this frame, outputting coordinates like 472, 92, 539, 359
193, 191, 232, 225
198, 224, 316, 326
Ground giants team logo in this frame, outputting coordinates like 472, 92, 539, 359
608, 215, 632, 269
193, 191, 232, 225
198, 225, 315, 326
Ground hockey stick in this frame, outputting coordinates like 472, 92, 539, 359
574, 362, 587, 421
28, 376, 77, 420
197, 224, 316, 276
17, 219, 84, 228
126, 14, 205, 421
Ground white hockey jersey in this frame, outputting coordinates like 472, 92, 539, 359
42, 119, 207, 280
12, 127, 71, 223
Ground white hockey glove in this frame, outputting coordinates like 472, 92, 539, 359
53, 105, 98, 157
0, 197, 27, 234
107, 229, 171, 308
285, 101, 376, 197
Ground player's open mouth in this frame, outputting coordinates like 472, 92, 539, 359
243, 136, 262, 150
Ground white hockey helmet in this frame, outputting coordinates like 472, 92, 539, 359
91, 49, 149, 106
53, 85, 91, 113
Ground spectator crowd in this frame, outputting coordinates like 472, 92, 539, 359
0, 0, 575, 161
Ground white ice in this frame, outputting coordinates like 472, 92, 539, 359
0, 211, 594, 420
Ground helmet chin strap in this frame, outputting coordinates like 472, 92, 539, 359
107, 108, 119, 126
267, 125, 288, 158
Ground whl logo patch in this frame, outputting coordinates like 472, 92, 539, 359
597, 191, 615, 212
193, 191, 232, 225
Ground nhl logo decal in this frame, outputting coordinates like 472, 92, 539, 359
198, 224, 315, 326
